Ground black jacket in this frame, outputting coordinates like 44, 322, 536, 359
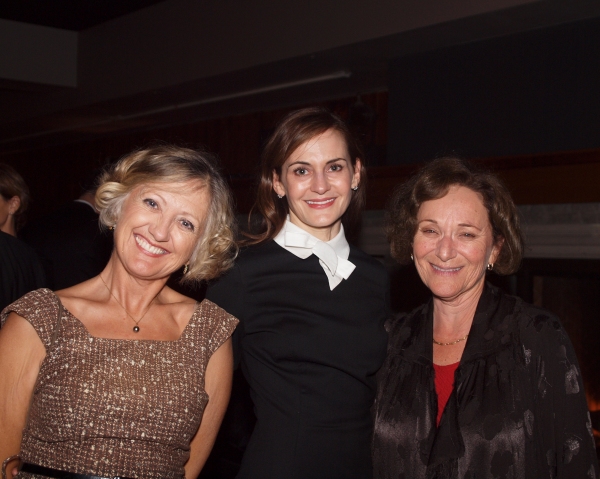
207, 240, 389, 479
372, 284, 598, 479
21, 201, 113, 290
0, 231, 47, 310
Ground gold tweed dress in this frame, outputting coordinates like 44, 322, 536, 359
1, 289, 238, 479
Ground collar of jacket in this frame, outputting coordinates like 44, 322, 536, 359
388, 283, 521, 367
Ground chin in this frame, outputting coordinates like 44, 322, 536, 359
428, 283, 463, 300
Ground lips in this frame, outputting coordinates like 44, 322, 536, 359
431, 264, 461, 273
305, 198, 335, 208
135, 234, 168, 255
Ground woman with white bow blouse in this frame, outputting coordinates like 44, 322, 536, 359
206, 107, 389, 479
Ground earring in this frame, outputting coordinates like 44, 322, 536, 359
351, 185, 359, 191
487, 263, 494, 271
410, 253, 414, 261
109, 225, 115, 231
276, 194, 283, 199
183, 263, 189, 275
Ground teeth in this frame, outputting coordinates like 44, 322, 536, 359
306, 198, 334, 205
432, 264, 460, 272
135, 235, 167, 255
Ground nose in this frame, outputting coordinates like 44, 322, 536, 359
435, 234, 456, 262
148, 215, 170, 242
311, 171, 331, 195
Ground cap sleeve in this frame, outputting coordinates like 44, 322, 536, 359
199, 299, 239, 357
0, 288, 60, 350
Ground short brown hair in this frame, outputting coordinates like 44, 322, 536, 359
248, 107, 366, 244
96, 145, 237, 282
385, 157, 523, 275
0, 163, 30, 231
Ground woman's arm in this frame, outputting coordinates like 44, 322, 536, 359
0, 313, 46, 471
525, 309, 599, 477
184, 337, 234, 479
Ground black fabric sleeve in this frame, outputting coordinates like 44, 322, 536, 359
523, 307, 599, 478
206, 264, 245, 368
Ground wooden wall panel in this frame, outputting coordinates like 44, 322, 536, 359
3, 92, 600, 220
0, 92, 388, 220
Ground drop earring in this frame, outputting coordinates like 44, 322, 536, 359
183, 263, 189, 275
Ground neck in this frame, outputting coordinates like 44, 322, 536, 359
432, 282, 485, 339
78, 191, 97, 212
99, 256, 167, 314
287, 216, 342, 242
1, 221, 17, 237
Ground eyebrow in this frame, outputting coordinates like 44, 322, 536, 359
418, 219, 483, 231
143, 190, 200, 223
286, 158, 348, 168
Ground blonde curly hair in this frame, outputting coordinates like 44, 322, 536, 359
96, 145, 237, 283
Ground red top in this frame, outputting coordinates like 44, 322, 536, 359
433, 362, 459, 426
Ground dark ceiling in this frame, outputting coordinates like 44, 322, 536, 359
0, 0, 166, 31
2, 1, 600, 156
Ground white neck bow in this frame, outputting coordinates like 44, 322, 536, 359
274, 220, 356, 290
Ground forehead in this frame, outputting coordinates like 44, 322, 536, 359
418, 185, 488, 222
132, 180, 209, 207
286, 129, 349, 164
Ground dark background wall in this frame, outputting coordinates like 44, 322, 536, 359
3, 92, 388, 219
387, 16, 600, 163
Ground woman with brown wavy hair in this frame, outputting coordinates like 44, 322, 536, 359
1, 145, 239, 479
372, 157, 598, 478
207, 107, 389, 479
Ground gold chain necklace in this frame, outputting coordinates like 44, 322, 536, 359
99, 275, 154, 333
432, 334, 469, 346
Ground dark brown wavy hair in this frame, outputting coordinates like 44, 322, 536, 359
246, 107, 366, 244
385, 157, 523, 275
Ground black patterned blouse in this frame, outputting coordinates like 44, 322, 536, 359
372, 284, 598, 479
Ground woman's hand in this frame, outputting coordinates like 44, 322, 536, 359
184, 337, 234, 479
0, 313, 46, 472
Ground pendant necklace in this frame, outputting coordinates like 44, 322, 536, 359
100, 275, 154, 332
432, 334, 469, 346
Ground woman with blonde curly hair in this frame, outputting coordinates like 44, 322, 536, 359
0, 145, 239, 479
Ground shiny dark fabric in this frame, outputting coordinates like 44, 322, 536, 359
372, 284, 598, 479
207, 240, 389, 479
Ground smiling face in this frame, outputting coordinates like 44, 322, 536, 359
113, 180, 210, 281
272, 128, 360, 241
412, 185, 502, 305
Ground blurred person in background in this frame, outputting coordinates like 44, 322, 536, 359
0, 163, 46, 310
22, 169, 113, 290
